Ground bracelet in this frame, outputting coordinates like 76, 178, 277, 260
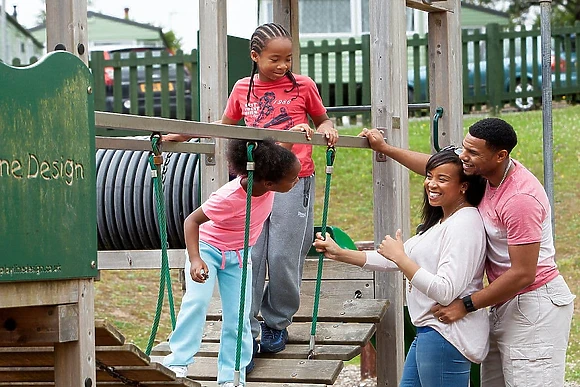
462, 295, 477, 313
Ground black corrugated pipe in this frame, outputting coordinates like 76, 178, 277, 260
96, 149, 200, 250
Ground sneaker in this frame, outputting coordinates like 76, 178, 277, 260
220, 383, 245, 387
167, 365, 188, 378
246, 338, 259, 374
259, 322, 288, 353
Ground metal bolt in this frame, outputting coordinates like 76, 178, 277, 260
87, 86, 93, 94
91, 261, 96, 269
77, 43, 86, 55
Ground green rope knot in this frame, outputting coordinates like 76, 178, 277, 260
325, 146, 336, 175
246, 141, 257, 171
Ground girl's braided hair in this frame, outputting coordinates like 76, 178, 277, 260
227, 138, 297, 182
247, 23, 299, 104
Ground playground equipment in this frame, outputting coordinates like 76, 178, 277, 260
0, 0, 511, 385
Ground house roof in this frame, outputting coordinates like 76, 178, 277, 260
5, 12, 44, 48
462, 3, 510, 19
29, 10, 169, 48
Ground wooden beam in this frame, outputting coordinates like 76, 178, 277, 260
369, 0, 409, 385
94, 112, 371, 149
198, 0, 229, 203
428, 1, 463, 149
0, 305, 78, 346
0, 281, 79, 309
405, 0, 453, 13
45, 0, 88, 64
95, 137, 216, 154
273, 0, 300, 74
54, 279, 96, 387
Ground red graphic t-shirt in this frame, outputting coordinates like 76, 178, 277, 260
224, 74, 327, 177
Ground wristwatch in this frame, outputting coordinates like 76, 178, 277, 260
462, 295, 477, 313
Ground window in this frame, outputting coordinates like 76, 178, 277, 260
259, 0, 422, 37
300, 0, 351, 34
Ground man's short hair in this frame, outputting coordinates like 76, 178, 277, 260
469, 118, 518, 153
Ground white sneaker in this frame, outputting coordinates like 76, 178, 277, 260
167, 365, 188, 378
220, 383, 244, 387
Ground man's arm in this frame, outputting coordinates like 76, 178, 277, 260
359, 128, 429, 175
432, 242, 539, 322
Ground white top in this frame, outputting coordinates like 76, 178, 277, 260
363, 207, 489, 363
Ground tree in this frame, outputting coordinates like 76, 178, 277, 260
462, 0, 580, 27
163, 30, 183, 52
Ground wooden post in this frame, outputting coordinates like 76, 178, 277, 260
273, 0, 300, 74
369, 0, 409, 385
199, 0, 229, 200
45, 0, 89, 65
428, 0, 464, 148
54, 280, 96, 387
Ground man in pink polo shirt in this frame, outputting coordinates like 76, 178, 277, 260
360, 118, 575, 386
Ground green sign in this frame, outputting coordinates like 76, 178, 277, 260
0, 52, 97, 282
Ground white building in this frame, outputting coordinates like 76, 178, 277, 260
0, 8, 43, 65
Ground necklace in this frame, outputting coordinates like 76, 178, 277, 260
441, 200, 466, 223
488, 159, 513, 199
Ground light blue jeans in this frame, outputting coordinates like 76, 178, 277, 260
163, 241, 253, 385
400, 326, 471, 387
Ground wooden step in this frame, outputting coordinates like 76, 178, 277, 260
160, 321, 376, 345
152, 341, 361, 361
0, 344, 149, 367
206, 298, 389, 323
151, 356, 343, 385
0, 362, 198, 386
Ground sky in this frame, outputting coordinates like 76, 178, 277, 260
14, 0, 259, 51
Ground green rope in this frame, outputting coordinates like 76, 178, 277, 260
145, 134, 177, 356
308, 146, 336, 359
234, 142, 256, 386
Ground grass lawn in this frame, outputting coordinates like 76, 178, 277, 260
95, 105, 580, 381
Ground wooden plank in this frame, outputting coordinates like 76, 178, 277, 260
206, 297, 389, 323
150, 357, 343, 385
0, 280, 79, 309
97, 252, 375, 281
428, 1, 464, 148
54, 279, 96, 387
95, 320, 125, 346
0, 344, 149, 367
0, 382, 199, 387
405, 0, 453, 12
152, 341, 361, 361
369, 0, 409, 385
193, 321, 376, 345
0, 305, 78, 346
45, 0, 88, 64
198, 382, 325, 387
96, 362, 184, 382
95, 137, 215, 154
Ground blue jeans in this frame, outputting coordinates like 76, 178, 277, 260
400, 326, 471, 387
163, 242, 253, 385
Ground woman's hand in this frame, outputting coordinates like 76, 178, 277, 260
189, 257, 210, 283
313, 232, 343, 260
359, 128, 389, 153
378, 229, 406, 264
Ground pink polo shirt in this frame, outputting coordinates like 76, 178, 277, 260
199, 177, 274, 251
478, 160, 559, 295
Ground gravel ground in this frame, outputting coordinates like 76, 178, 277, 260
333, 365, 580, 387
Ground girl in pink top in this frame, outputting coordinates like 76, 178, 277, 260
163, 138, 301, 386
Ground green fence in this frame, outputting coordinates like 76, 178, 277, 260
13, 23, 578, 119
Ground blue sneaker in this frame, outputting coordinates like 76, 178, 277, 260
246, 338, 259, 374
259, 322, 288, 353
